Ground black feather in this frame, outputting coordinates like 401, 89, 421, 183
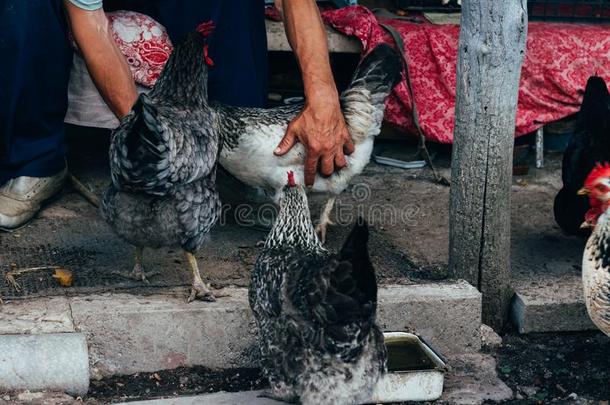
349, 44, 402, 92
554, 76, 610, 236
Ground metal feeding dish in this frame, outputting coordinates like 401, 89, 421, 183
368, 332, 447, 403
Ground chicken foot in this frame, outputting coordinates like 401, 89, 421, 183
112, 247, 159, 284
315, 196, 336, 244
185, 251, 216, 303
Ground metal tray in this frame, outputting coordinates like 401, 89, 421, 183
369, 332, 447, 403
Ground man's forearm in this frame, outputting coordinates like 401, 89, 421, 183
278, 0, 339, 104
64, 1, 137, 118
274, 0, 354, 187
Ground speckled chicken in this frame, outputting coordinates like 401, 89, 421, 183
249, 172, 386, 405
101, 23, 221, 302
579, 164, 610, 336
216, 44, 401, 242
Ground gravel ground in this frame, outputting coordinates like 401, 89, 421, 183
492, 331, 610, 404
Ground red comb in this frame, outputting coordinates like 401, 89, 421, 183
287, 171, 296, 187
196, 21, 215, 37
585, 162, 610, 189
196, 21, 215, 66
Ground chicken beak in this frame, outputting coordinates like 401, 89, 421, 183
580, 220, 594, 229
577, 187, 590, 196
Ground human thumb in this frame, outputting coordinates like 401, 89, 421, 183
274, 129, 297, 156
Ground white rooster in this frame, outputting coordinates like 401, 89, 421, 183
579, 163, 610, 336
216, 44, 401, 241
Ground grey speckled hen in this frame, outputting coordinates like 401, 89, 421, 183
249, 173, 386, 405
216, 44, 402, 242
101, 24, 221, 302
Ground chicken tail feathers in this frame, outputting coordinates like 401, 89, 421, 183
338, 219, 378, 310
341, 44, 402, 142
286, 220, 379, 354
350, 44, 402, 96
579, 76, 610, 142
110, 89, 220, 195
109, 94, 167, 194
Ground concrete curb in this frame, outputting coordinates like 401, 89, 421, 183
0, 281, 482, 380
511, 278, 596, 334
72, 282, 481, 378
0, 333, 90, 396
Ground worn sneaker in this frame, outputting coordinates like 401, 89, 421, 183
0, 168, 67, 231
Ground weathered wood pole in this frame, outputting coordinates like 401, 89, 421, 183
448, 0, 528, 330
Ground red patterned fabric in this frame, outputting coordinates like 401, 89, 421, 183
105, 11, 173, 87
321, 6, 610, 143
81, 8, 610, 143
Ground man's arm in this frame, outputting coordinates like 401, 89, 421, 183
274, 0, 354, 187
63, 1, 137, 118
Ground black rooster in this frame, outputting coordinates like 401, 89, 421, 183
101, 23, 221, 302
554, 76, 610, 236
249, 172, 385, 405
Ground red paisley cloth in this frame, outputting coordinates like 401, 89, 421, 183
97, 8, 610, 143
103, 11, 173, 87
320, 6, 610, 143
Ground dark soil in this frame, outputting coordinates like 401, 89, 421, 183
493, 332, 610, 403
82, 332, 610, 404
87, 367, 266, 403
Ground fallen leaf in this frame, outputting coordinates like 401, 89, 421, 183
52, 268, 73, 287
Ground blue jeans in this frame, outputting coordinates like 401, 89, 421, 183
0, 0, 267, 184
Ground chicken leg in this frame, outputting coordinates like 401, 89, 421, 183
113, 247, 159, 283
315, 197, 336, 244
185, 251, 216, 302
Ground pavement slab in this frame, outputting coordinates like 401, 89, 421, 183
0, 297, 74, 335
439, 353, 513, 404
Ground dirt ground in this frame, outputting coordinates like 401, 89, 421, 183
0, 128, 583, 301
493, 331, 610, 404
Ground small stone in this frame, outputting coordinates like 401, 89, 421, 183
515, 393, 524, 400
568, 393, 578, 400
521, 386, 537, 397
2, 395, 10, 401
16, 392, 44, 401
480, 324, 502, 348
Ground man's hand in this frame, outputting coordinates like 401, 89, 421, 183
275, 95, 354, 187
276, 0, 354, 187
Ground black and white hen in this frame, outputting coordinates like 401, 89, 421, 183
102, 23, 221, 302
249, 172, 385, 405
554, 76, 610, 236
216, 44, 401, 241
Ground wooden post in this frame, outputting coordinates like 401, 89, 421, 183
448, 0, 528, 330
